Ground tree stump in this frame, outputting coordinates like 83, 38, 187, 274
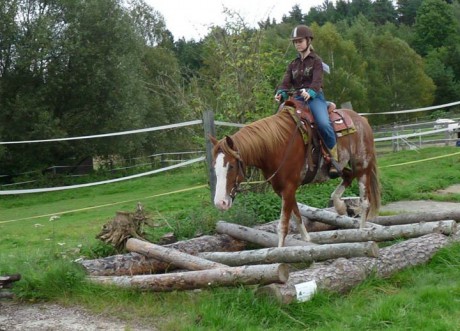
96, 203, 152, 250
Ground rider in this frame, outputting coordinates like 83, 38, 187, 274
274, 24, 340, 177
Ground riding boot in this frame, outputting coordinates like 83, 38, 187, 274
328, 145, 341, 178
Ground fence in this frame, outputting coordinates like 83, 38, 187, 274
1, 101, 459, 196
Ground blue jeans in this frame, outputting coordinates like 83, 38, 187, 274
295, 92, 336, 149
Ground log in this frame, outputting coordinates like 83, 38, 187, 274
301, 220, 457, 244
372, 210, 460, 226
255, 218, 337, 233
88, 263, 289, 292
78, 234, 245, 276
198, 242, 379, 266
216, 221, 316, 247
256, 233, 450, 303
79, 215, 333, 277
126, 238, 227, 270
297, 204, 382, 229
0, 274, 21, 288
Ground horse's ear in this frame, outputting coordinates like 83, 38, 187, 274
209, 135, 218, 146
225, 135, 236, 150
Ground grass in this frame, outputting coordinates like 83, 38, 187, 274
1, 146, 460, 330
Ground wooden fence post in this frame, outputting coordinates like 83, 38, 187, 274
203, 110, 216, 203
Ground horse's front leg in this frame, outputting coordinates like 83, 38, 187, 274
278, 189, 307, 247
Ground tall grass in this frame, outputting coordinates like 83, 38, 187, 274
1, 146, 460, 330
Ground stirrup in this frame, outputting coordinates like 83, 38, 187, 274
329, 159, 342, 178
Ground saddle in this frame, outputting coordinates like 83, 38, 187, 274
281, 99, 357, 184
283, 99, 357, 138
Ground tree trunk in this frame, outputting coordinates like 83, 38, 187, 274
256, 233, 450, 303
88, 263, 289, 292
78, 234, 245, 276
372, 210, 460, 226
297, 204, 382, 229
126, 238, 227, 270
216, 221, 316, 247
303, 220, 457, 244
255, 218, 337, 233
198, 242, 378, 266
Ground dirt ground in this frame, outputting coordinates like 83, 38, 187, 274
380, 184, 460, 213
0, 301, 156, 331
1, 184, 460, 331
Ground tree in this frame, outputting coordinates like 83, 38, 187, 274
397, 0, 423, 26
412, 0, 458, 56
424, 48, 460, 104
369, 0, 398, 25
0, 0, 169, 177
199, 10, 275, 123
313, 23, 369, 112
127, 0, 170, 47
349, 0, 373, 17
343, 16, 435, 121
304, 1, 337, 25
281, 5, 303, 24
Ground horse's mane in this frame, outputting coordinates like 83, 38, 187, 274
218, 109, 295, 163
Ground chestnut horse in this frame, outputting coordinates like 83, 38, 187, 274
210, 102, 380, 247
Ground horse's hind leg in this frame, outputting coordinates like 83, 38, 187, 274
292, 203, 310, 242
358, 175, 370, 228
331, 179, 349, 216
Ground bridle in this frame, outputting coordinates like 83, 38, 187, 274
228, 151, 246, 200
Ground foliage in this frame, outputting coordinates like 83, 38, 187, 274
1, 0, 460, 179
412, 0, 458, 56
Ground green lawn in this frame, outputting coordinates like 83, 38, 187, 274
1, 146, 460, 330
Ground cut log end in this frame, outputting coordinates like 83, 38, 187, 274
276, 264, 290, 283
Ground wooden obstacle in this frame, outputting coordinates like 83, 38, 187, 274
80, 201, 460, 303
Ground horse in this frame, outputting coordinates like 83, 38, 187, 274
210, 100, 381, 247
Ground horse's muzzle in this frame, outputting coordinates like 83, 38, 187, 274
214, 197, 232, 211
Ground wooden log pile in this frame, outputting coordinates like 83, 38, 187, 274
80, 199, 460, 302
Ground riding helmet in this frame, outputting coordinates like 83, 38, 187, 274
291, 25, 314, 41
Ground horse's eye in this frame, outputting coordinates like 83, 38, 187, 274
228, 164, 234, 170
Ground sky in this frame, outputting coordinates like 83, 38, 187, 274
145, 0, 326, 41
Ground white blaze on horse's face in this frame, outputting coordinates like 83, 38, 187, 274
214, 152, 233, 211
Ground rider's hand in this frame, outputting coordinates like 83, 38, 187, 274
275, 90, 288, 103
300, 89, 311, 101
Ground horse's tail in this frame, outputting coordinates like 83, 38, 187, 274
366, 154, 381, 220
